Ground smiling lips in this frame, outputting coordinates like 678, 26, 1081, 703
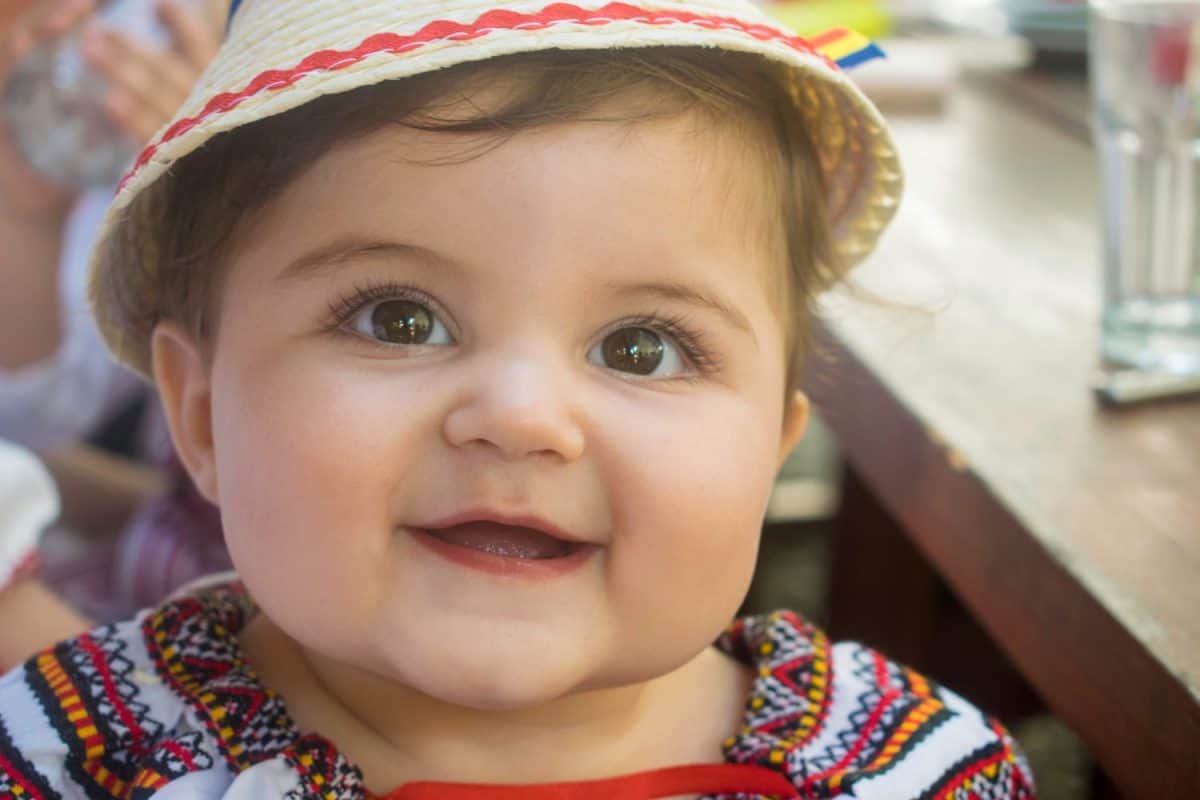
412, 518, 596, 578
425, 520, 575, 559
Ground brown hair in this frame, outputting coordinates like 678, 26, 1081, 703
109, 47, 838, 390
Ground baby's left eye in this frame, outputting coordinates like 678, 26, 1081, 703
349, 299, 453, 346
587, 326, 686, 377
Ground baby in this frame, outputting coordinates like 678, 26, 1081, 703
0, 0, 1036, 797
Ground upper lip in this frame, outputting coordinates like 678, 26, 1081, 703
416, 509, 591, 546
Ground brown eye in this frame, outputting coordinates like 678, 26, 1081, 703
600, 327, 666, 375
372, 300, 433, 344
352, 299, 452, 346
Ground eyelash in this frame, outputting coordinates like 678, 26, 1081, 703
325, 280, 723, 376
610, 312, 722, 377
325, 280, 443, 336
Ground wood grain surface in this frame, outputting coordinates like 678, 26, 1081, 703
805, 73, 1200, 797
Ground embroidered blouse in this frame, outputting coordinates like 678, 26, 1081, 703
0, 581, 1035, 799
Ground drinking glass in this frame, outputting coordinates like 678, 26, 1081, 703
2, 0, 194, 189
1090, 0, 1200, 374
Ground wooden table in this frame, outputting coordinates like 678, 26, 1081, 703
803, 71, 1200, 798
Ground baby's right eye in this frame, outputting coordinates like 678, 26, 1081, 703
350, 299, 453, 346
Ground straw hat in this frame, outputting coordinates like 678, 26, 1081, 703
89, 0, 904, 377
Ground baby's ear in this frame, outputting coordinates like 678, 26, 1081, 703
151, 321, 219, 504
777, 389, 810, 468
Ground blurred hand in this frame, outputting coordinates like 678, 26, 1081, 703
0, 1, 40, 39
81, 0, 221, 146
0, 0, 95, 220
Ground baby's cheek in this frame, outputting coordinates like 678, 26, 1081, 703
616, 420, 774, 597
210, 360, 377, 559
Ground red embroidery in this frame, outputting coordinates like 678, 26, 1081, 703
800, 650, 902, 794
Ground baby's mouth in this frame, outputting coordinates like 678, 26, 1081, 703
420, 521, 576, 560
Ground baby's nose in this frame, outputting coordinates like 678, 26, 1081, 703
442, 354, 585, 463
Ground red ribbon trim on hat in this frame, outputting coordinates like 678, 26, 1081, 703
378, 763, 800, 799
121, 2, 837, 191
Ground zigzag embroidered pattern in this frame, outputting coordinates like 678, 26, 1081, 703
0, 586, 1036, 798
142, 592, 294, 773
0, 719, 54, 799
718, 612, 1034, 799
24, 633, 163, 799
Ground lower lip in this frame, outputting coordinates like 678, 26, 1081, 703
409, 528, 597, 579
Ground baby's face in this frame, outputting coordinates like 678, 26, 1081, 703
174, 109, 805, 708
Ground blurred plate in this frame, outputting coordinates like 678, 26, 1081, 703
929, 0, 1088, 53
1007, 1, 1088, 52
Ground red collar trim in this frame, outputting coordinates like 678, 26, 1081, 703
381, 763, 799, 799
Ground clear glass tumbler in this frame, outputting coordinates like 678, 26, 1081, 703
1090, 0, 1200, 374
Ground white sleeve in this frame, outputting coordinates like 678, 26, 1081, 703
0, 188, 145, 451
0, 440, 59, 586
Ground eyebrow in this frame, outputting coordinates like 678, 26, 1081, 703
277, 237, 448, 282
607, 280, 756, 341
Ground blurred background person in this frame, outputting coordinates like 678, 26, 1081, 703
0, 0, 226, 668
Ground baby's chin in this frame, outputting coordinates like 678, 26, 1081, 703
386, 664, 674, 717
362, 629, 711, 715
370, 635, 608, 712
412, 668, 587, 712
